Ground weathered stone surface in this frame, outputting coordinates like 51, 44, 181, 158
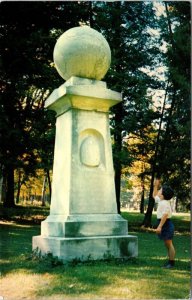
41, 214, 128, 237
33, 235, 138, 262
44, 83, 120, 217
53, 26, 111, 81
45, 77, 121, 115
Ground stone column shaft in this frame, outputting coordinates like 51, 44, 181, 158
40, 77, 130, 238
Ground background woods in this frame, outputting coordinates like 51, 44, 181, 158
0, 2, 190, 224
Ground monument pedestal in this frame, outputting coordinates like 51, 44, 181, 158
33, 77, 138, 261
32, 27, 138, 262
40, 214, 128, 237
33, 235, 137, 262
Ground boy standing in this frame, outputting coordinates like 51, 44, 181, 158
153, 178, 175, 268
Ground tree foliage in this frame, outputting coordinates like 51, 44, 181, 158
90, 2, 161, 212
142, 1, 190, 226
0, 1, 89, 206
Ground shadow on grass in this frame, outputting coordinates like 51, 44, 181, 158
0, 204, 49, 225
0, 222, 39, 258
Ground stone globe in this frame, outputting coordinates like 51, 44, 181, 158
53, 26, 111, 81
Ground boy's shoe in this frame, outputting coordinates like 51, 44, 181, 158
162, 261, 169, 267
163, 263, 174, 269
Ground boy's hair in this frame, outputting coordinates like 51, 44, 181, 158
162, 184, 174, 200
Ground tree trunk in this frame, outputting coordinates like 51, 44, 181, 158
41, 175, 47, 206
109, 2, 123, 214
143, 88, 175, 227
158, 89, 176, 164
142, 171, 155, 227
140, 163, 145, 214
143, 5, 178, 227
3, 166, 15, 207
142, 82, 169, 227
140, 189, 145, 214
46, 169, 52, 200
164, 2, 175, 49
88, 1, 93, 27
0, 169, 6, 204
114, 102, 123, 214
115, 165, 121, 214
16, 169, 21, 204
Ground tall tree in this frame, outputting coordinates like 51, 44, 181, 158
159, 2, 190, 208
142, 1, 190, 226
92, 2, 160, 212
0, 1, 90, 207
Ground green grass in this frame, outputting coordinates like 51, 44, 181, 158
0, 210, 191, 300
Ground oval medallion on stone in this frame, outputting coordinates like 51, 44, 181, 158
80, 136, 100, 167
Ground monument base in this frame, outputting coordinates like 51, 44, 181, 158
32, 234, 138, 262
40, 214, 129, 237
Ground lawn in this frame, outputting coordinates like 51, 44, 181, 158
0, 208, 191, 300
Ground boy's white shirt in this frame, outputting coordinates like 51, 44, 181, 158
155, 195, 172, 219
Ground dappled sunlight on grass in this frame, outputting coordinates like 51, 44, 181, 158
1, 272, 54, 300
36, 268, 148, 298
0, 220, 31, 227
35, 261, 190, 299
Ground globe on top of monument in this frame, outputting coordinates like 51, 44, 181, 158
53, 26, 111, 81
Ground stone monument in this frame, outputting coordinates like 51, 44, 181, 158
33, 26, 138, 261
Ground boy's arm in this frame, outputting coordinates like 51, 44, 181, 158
156, 213, 168, 234
152, 178, 161, 199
